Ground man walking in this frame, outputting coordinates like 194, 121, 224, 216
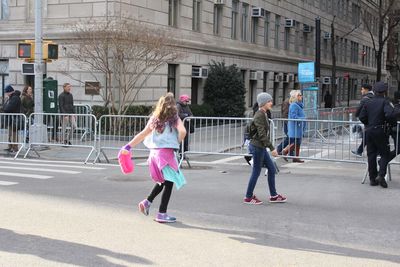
352, 84, 374, 157
359, 82, 399, 188
59, 83, 75, 145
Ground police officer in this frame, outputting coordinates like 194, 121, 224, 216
359, 81, 398, 188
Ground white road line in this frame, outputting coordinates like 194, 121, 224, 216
210, 156, 244, 164
0, 161, 105, 170
0, 157, 119, 168
0, 172, 52, 179
0, 181, 19, 186
0, 166, 81, 174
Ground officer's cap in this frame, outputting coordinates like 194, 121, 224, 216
373, 81, 388, 93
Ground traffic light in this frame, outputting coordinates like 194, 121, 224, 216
43, 43, 58, 60
18, 43, 34, 59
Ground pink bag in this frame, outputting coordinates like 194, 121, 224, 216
118, 149, 134, 174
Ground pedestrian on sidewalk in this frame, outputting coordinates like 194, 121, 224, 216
122, 92, 187, 223
244, 92, 286, 205
177, 94, 193, 159
276, 91, 294, 160
3, 85, 21, 153
324, 91, 333, 108
352, 84, 374, 157
282, 90, 306, 163
59, 83, 76, 146
21, 85, 34, 142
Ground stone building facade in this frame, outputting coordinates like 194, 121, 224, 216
0, 0, 383, 108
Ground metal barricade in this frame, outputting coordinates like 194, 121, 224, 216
95, 115, 150, 163
387, 121, 400, 181
181, 116, 253, 158
24, 113, 97, 163
272, 118, 367, 165
74, 104, 92, 141
0, 113, 27, 159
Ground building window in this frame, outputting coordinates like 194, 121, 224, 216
251, 17, 258, 44
0, 0, 9, 20
264, 12, 270, 46
284, 27, 290, 50
294, 23, 300, 53
213, 4, 223, 36
275, 15, 280, 49
231, 0, 239, 39
351, 3, 360, 26
193, 0, 201, 32
320, 0, 326, 12
303, 32, 308, 55
241, 3, 249, 41
323, 39, 328, 59
167, 64, 177, 95
169, 0, 179, 27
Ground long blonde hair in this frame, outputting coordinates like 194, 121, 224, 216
289, 90, 301, 104
151, 92, 178, 132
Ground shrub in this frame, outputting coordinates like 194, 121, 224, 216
190, 103, 214, 117
203, 61, 246, 117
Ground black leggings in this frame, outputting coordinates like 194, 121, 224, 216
147, 181, 174, 213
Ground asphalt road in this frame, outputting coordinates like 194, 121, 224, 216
0, 156, 399, 266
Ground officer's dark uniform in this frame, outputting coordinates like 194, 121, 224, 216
359, 82, 397, 188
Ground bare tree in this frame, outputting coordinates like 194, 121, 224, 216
362, 0, 400, 81
64, 19, 183, 114
328, 1, 361, 107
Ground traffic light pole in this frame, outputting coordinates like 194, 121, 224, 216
34, 0, 43, 117
32, 0, 48, 145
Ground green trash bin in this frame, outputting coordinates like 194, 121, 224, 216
43, 77, 58, 113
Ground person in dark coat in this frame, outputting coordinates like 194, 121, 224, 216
352, 84, 374, 157
177, 94, 193, 157
3, 85, 22, 152
359, 82, 399, 188
59, 83, 76, 145
21, 85, 34, 117
324, 91, 333, 108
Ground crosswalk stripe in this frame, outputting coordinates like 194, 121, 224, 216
0, 172, 53, 179
0, 166, 81, 174
0, 181, 19, 186
0, 161, 105, 170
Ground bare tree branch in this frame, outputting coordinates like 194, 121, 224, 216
65, 18, 184, 114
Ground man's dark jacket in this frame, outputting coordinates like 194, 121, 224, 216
59, 91, 74, 113
355, 91, 374, 118
4, 91, 21, 113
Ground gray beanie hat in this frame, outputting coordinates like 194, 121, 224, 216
257, 92, 273, 107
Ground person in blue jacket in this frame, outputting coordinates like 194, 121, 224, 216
282, 90, 306, 163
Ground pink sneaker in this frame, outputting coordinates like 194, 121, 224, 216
269, 194, 287, 203
243, 195, 263, 205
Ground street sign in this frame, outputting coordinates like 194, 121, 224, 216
21, 63, 35, 75
85, 81, 100, 95
298, 62, 315, 83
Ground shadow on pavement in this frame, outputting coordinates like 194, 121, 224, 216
169, 222, 400, 264
0, 228, 152, 266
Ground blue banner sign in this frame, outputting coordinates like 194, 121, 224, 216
298, 62, 315, 83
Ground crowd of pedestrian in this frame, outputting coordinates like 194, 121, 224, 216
1, 82, 76, 153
